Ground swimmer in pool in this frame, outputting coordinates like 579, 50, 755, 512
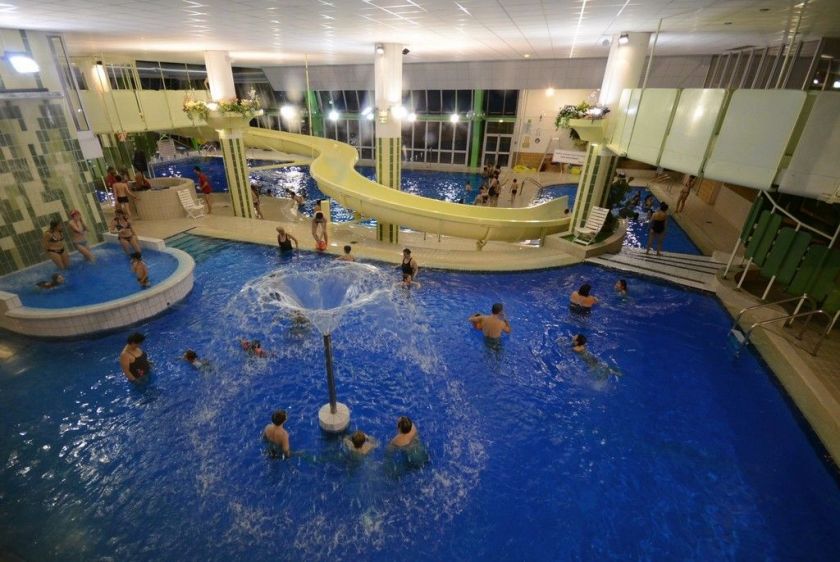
570, 283, 598, 311
130, 252, 150, 288
183, 349, 206, 368
36, 273, 65, 289
344, 430, 377, 456
614, 279, 627, 296
389, 416, 419, 449
263, 410, 290, 459
572, 334, 587, 353
398, 273, 421, 289
468, 303, 511, 341
338, 245, 355, 261
240, 339, 268, 358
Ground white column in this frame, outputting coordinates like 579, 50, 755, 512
204, 50, 236, 101
374, 43, 404, 244
598, 32, 651, 110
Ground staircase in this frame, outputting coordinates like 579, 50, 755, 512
586, 247, 723, 291
166, 232, 236, 263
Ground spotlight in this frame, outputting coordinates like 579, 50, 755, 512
834, 80, 840, 89
8, 54, 39, 74
366, 113, 374, 121
407, 113, 417, 122
361, 106, 373, 116
813, 78, 820, 85
545, 87, 555, 97
328, 110, 340, 121
375, 44, 385, 55
391, 105, 408, 119
599, 36, 611, 47
618, 33, 630, 46
402, 48, 410, 55
449, 113, 460, 123
280, 105, 296, 119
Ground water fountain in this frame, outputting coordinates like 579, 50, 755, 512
242, 260, 395, 432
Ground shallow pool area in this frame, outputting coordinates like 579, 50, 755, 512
0, 246, 179, 308
1, 235, 838, 561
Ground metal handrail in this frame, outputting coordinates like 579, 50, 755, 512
730, 294, 813, 333
739, 309, 833, 356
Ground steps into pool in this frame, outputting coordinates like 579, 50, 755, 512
166, 232, 236, 263
586, 247, 724, 291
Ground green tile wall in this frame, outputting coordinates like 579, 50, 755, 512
0, 99, 106, 275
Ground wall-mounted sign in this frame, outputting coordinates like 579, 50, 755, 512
552, 149, 586, 165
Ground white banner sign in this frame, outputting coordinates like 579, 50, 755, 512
552, 149, 586, 165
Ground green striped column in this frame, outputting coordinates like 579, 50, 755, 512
218, 129, 254, 219
569, 144, 617, 233
306, 90, 324, 137
469, 89, 485, 168
375, 136, 401, 244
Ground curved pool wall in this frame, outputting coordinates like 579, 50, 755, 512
0, 237, 194, 338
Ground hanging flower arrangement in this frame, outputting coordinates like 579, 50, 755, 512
555, 101, 610, 129
183, 95, 262, 121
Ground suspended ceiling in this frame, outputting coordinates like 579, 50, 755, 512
2, 0, 839, 65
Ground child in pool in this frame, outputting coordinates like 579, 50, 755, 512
183, 349, 206, 368
36, 273, 64, 289
240, 339, 268, 357
614, 279, 627, 296
130, 252, 150, 288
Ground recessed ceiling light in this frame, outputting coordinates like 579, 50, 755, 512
545, 87, 555, 97
8, 54, 39, 74
618, 32, 630, 45
523, 53, 531, 58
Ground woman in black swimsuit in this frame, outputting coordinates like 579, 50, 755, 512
276, 227, 299, 252
119, 332, 151, 382
43, 219, 70, 269
400, 248, 418, 280
110, 209, 142, 255
646, 202, 669, 256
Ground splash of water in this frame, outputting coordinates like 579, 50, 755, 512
240, 261, 395, 335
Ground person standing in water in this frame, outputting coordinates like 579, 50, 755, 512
338, 245, 355, 261
67, 210, 95, 263
193, 166, 213, 214
263, 410, 291, 458
120, 332, 151, 382
43, 219, 70, 270
344, 430, 377, 456
468, 303, 511, 343
276, 226, 298, 251
130, 252, 150, 288
400, 248, 418, 279
570, 283, 598, 312
647, 202, 669, 256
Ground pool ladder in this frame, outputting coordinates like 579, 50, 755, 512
730, 294, 834, 356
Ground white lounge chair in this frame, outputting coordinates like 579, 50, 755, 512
573, 206, 610, 245
177, 189, 206, 219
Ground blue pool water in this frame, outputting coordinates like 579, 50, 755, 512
0, 246, 179, 308
1, 236, 838, 561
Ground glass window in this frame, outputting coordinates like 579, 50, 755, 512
358, 91, 373, 113
442, 90, 456, 113
498, 137, 511, 152
425, 122, 440, 150
457, 90, 472, 113
503, 90, 519, 115
454, 123, 469, 151
412, 90, 427, 113
343, 90, 359, 112
452, 152, 467, 165
439, 122, 454, 151
413, 122, 427, 148
401, 122, 413, 148
485, 90, 505, 115
426, 91, 441, 113
347, 120, 360, 146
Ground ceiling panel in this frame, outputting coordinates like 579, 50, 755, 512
0, 0, 837, 65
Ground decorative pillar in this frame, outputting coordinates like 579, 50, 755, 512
374, 43, 404, 244
570, 32, 650, 234
204, 51, 254, 219
469, 89, 485, 168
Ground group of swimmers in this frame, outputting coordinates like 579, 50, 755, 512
262, 410, 426, 466
38, 210, 95, 289
567, 279, 627, 370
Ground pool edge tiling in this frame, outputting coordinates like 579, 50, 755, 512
0, 237, 194, 338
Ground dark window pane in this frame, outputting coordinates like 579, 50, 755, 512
498, 154, 509, 167
413, 90, 427, 113
503, 90, 519, 115
442, 90, 456, 113
485, 90, 504, 115
454, 123, 468, 151
332, 91, 347, 112
425, 122, 440, 149
457, 90, 472, 113
453, 152, 467, 165
358, 91, 373, 113
347, 120, 360, 146
427, 91, 441, 113
413, 122, 426, 148
402, 90, 411, 107
401, 121, 413, 148
359, 120, 374, 146
440, 122, 454, 151
344, 90, 359, 111
361, 148, 373, 160
498, 137, 511, 152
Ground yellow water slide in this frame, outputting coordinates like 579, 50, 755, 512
244, 128, 572, 242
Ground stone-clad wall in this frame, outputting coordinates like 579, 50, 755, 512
0, 29, 106, 275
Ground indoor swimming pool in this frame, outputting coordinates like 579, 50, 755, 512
1, 236, 838, 561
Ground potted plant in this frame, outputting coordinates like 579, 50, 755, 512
555, 101, 610, 143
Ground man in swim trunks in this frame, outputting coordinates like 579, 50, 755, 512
468, 303, 511, 341
263, 410, 290, 458
112, 175, 139, 219
389, 416, 419, 448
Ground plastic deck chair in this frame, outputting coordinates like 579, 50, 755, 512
573, 206, 610, 245
759, 228, 811, 299
177, 189, 206, 219
723, 197, 766, 278
737, 211, 782, 289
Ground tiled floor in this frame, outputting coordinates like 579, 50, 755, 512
117, 177, 840, 462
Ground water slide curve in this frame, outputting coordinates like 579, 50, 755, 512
244, 128, 572, 242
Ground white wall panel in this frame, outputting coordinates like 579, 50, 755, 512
779, 92, 840, 200
660, 88, 728, 175
705, 90, 806, 190
627, 89, 680, 165
609, 89, 642, 155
